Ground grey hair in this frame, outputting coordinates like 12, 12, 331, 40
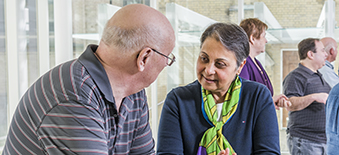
200, 23, 249, 67
101, 24, 161, 52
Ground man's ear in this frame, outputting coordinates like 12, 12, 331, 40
137, 47, 153, 72
307, 50, 314, 60
236, 59, 246, 75
249, 35, 255, 45
329, 48, 334, 56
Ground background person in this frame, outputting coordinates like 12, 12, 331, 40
318, 37, 339, 88
283, 38, 330, 155
157, 23, 280, 155
2, 4, 175, 155
326, 83, 339, 155
239, 18, 291, 109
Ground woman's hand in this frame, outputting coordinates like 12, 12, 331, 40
272, 94, 291, 110
217, 148, 237, 155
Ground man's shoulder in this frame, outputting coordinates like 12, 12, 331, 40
329, 84, 339, 96
285, 66, 309, 80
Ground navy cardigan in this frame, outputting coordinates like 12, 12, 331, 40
157, 79, 280, 155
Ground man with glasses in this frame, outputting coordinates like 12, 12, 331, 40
151, 48, 175, 66
3, 4, 175, 155
318, 37, 339, 88
283, 38, 331, 155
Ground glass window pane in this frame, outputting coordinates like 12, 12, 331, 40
49, 0, 55, 67
16, 0, 38, 97
0, 0, 6, 151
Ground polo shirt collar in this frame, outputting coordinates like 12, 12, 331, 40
325, 60, 334, 69
77, 44, 115, 104
298, 63, 320, 75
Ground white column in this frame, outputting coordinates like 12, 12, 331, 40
238, 0, 244, 24
54, 0, 73, 65
4, 0, 19, 128
150, 0, 157, 10
325, 0, 335, 37
150, 80, 158, 146
150, 0, 158, 147
37, 0, 50, 75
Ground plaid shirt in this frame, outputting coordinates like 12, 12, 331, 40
2, 45, 155, 155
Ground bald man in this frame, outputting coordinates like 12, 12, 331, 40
318, 37, 339, 88
2, 4, 175, 155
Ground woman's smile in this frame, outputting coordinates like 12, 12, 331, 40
203, 75, 217, 83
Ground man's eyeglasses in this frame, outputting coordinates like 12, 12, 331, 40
151, 48, 176, 66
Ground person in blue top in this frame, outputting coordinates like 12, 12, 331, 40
157, 23, 280, 155
326, 83, 339, 155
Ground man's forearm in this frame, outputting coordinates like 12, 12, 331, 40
288, 95, 315, 111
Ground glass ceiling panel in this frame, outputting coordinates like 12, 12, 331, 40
267, 27, 325, 44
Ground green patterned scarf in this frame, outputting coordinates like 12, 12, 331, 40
197, 75, 241, 155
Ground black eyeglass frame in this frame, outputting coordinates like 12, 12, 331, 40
151, 48, 176, 66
